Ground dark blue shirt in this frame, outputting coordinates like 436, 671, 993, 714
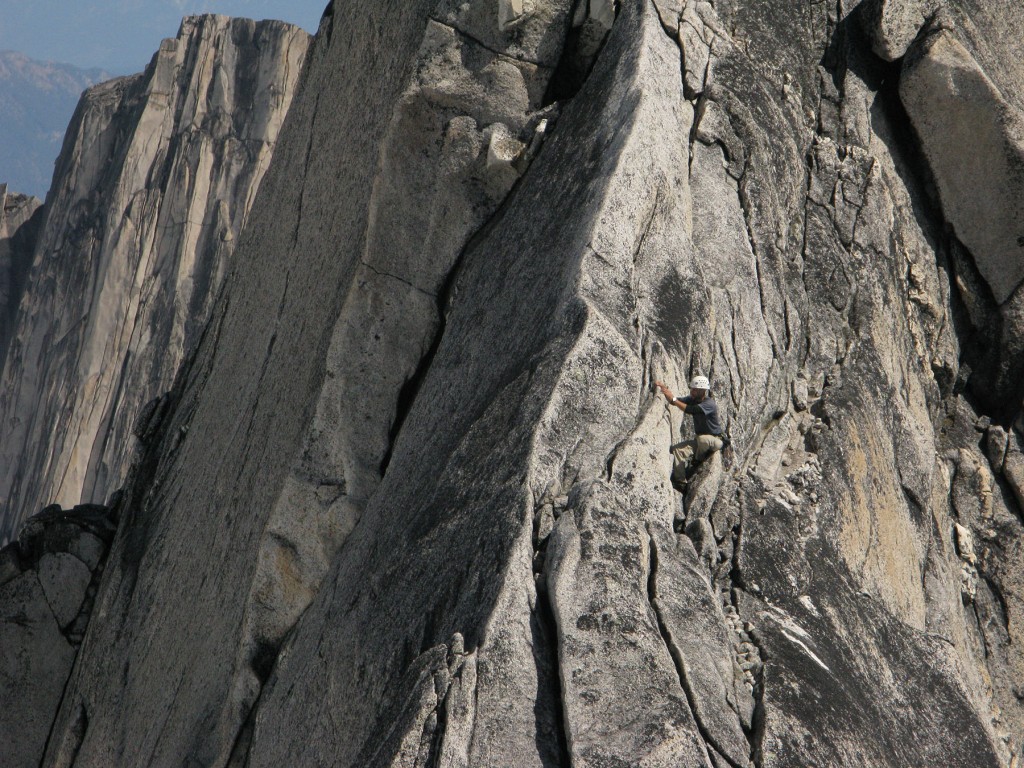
681, 395, 722, 436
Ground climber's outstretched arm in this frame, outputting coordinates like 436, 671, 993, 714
654, 381, 688, 410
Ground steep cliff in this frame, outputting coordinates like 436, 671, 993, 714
5, 0, 1023, 766
0, 185, 42, 367
0, 15, 310, 544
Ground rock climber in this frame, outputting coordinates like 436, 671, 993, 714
654, 375, 725, 490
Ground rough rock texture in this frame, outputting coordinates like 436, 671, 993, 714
862, 0, 939, 60
898, 2, 1024, 420
903, 20, 1024, 308
0, 504, 117, 768
0, 16, 310, 544
6, 0, 1023, 767
0, 185, 43, 368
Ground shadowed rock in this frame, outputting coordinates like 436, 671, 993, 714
0, 186, 43, 368
1, 0, 1021, 766
0, 503, 116, 768
0, 16, 310, 544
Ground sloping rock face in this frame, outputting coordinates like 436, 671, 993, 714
0, 504, 117, 768
0, 16, 310, 544
0, 185, 43, 368
894, 0, 1024, 420
17, 0, 1024, 767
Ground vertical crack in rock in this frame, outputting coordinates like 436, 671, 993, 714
736, 183, 780, 361
215, 6, 595, 758
378, 253, 459, 476
532, 494, 572, 766
535, 597, 572, 768
646, 530, 748, 768
224, 671, 263, 768
376, 139, 538, 478
377, 1, 615, 477
725, 516, 766, 766
39, 681, 81, 768
45, 701, 88, 768
544, 0, 618, 103
292, 90, 323, 249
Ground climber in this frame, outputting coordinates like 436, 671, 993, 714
654, 375, 725, 491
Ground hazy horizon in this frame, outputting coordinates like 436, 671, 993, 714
0, 1, 327, 196
0, 0, 326, 74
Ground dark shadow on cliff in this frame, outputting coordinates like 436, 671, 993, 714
265, 4, 648, 765
830, 6, 1017, 424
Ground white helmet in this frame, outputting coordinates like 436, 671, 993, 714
689, 375, 710, 390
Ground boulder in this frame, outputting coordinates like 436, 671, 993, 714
861, 0, 939, 61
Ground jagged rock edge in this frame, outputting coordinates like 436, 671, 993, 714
215, 6, 628, 760
647, 524, 751, 768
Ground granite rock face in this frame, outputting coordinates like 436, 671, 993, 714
4, 0, 1023, 767
0, 185, 43, 369
0, 16, 310, 543
0, 504, 117, 768
896, 1, 1024, 420
862, 0, 939, 60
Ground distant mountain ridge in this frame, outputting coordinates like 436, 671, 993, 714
0, 51, 109, 198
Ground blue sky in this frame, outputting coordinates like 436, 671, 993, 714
0, 0, 327, 73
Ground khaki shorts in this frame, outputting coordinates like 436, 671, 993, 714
670, 434, 723, 481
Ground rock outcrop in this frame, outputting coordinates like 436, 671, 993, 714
0, 503, 117, 768
0, 15, 310, 544
896, 0, 1024, 420
2, 0, 1022, 767
0, 185, 42, 368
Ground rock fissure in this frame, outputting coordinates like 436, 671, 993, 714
224, 678, 262, 768
646, 528, 749, 768
292, 89, 322, 249
237, 337, 281, 456
687, 94, 707, 172
737, 182, 780, 361
360, 261, 437, 299
730, 611, 766, 767
143, 668, 190, 768
48, 702, 89, 768
530, 490, 571, 767
543, 603, 572, 768
632, 182, 662, 269
427, 16, 551, 69
4, 1, 1024, 766
721, 491, 766, 764
378, 245, 465, 478
978, 568, 1012, 634
543, 0, 617, 104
